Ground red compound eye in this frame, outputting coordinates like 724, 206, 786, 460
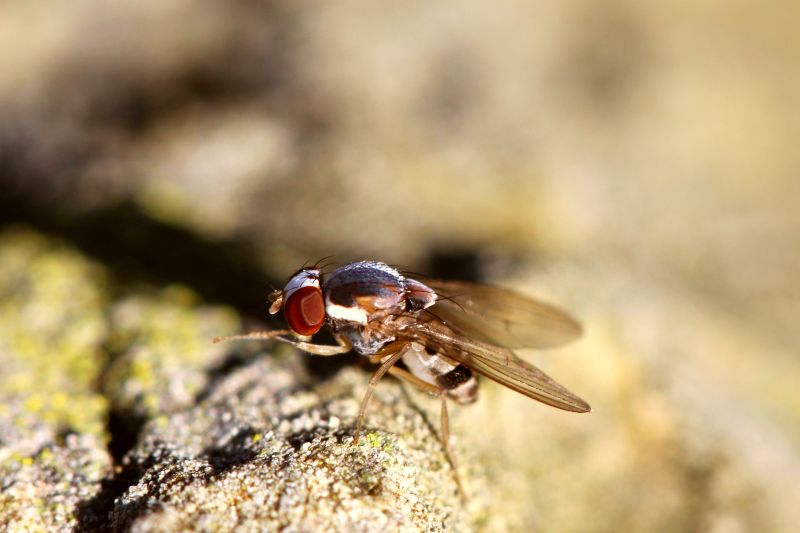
284, 286, 325, 335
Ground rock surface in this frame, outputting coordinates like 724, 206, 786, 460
98, 361, 472, 532
0, 229, 111, 532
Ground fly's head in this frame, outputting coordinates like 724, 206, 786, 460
269, 268, 326, 336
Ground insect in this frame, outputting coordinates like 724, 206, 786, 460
214, 260, 590, 492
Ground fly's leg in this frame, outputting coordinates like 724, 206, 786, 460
212, 330, 352, 356
353, 341, 410, 444
387, 365, 465, 500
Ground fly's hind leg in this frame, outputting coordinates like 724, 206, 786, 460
212, 329, 352, 356
387, 365, 465, 500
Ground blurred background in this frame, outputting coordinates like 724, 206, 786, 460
1, 0, 798, 531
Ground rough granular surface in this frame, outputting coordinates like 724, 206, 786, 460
100, 361, 475, 532
0, 433, 110, 533
0, 229, 112, 532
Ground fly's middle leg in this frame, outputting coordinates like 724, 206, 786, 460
353, 342, 409, 444
386, 365, 465, 500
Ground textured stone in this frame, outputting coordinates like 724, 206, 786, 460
0, 228, 111, 532
98, 359, 478, 532
102, 287, 239, 420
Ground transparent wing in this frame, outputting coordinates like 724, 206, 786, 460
420, 279, 582, 349
393, 316, 591, 413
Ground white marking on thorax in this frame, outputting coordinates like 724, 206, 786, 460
325, 302, 368, 324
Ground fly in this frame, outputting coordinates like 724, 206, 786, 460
213, 260, 590, 494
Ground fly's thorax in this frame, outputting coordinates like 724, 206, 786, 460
323, 261, 406, 324
321, 261, 437, 356
323, 261, 437, 323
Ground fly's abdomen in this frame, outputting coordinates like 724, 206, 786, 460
401, 343, 479, 404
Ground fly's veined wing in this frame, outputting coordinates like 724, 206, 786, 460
420, 279, 582, 349
395, 316, 591, 413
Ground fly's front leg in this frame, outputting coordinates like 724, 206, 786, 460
367, 340, 412, 364
286, 334, 352, 356
212, 329, 352, 356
